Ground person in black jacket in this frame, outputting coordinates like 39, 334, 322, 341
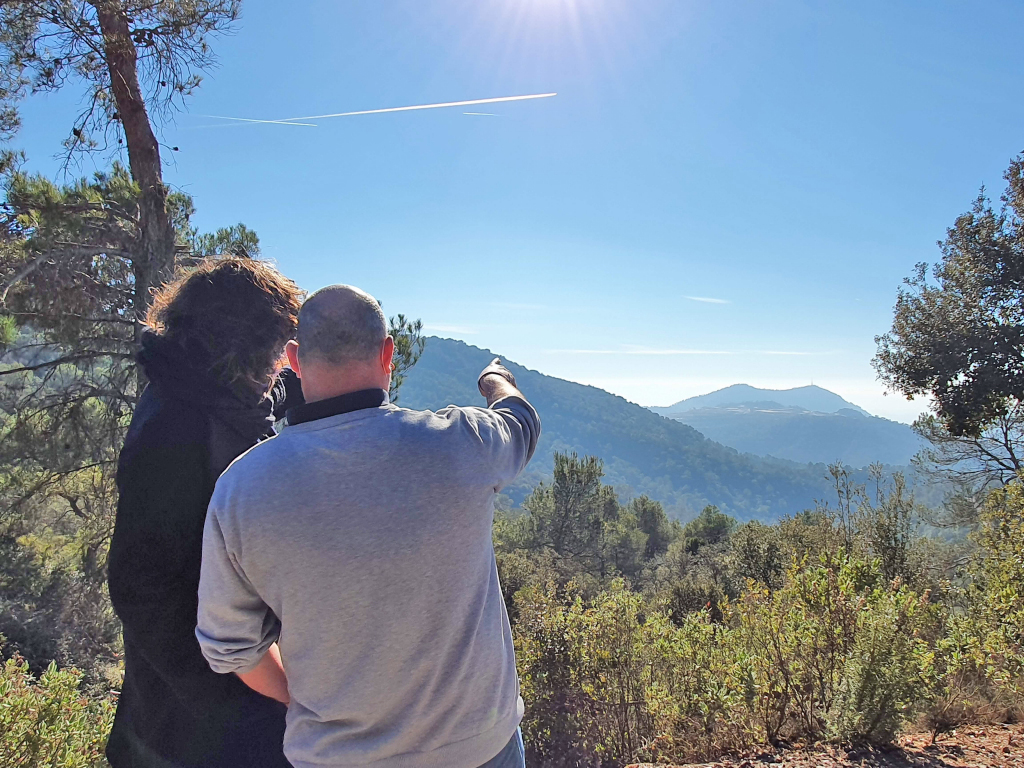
106, 258, 305, 768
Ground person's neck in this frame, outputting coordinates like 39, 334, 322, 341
299, 367, 389, 404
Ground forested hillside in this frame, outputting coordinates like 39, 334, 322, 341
399, 338, 887, 520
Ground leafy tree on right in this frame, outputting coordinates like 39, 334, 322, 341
875, 153, 1024, 490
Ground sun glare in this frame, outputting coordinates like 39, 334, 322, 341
465, 0, 638, 89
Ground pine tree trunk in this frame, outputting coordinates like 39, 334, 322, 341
91, 1, 177, 340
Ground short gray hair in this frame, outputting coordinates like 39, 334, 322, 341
297, 285, 388, 365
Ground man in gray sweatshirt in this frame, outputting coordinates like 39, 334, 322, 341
196, 284, 540, 768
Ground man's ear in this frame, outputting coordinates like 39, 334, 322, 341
285, 340, 301, 377
381, 336, 396, 375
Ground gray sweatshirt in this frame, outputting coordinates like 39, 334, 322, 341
196, 393, 540, 768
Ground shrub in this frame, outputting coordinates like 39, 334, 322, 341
829, 585, 938, 743
736, 556, 937, 745
0, 534, 121, 682
0, 646, 114, 767
926, 611, 1018, 735
973, 483, 1024, 708
640, 607, 751, 763
514, 581, 750, 767
514, 583, 594, 767
925, 482, 1024, 733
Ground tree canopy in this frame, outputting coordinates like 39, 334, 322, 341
875, 154, 1024, 438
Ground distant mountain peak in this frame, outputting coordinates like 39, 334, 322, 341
651, 383, 870, 417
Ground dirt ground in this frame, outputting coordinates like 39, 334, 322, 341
627, 723, 1024, 768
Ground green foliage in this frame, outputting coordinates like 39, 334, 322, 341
682, 505, 736, 552
499, 452, 669, 586
0, 312, 15, 348
856, 467, 915, 584
736, 557, 938, 744
974, 482, 1024, 645
515, 555, 941, 766
0, 643, 114, 767
922, 483, 1024, 736
0, 169, 138, 669
729, 521, 783, 592
630, 494, 674, 559
191, 223, 261, 259
515, 581, 749, 767
387, 314, 425, 403
0, 532, 120, 681
525, 453, 612, 565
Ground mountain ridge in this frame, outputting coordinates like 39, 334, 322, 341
396, 338, 907, 521
651, 383, 871, 417
645, 385, 923, 467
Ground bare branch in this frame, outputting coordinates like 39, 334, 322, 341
0, 350, 131, 376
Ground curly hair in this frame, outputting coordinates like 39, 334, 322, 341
146, 258, 303, 396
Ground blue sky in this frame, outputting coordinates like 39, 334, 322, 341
16, 0, 1024, 422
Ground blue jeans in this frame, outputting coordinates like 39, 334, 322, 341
477, 728, 525, 768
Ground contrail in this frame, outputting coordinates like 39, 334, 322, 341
204, 92, 556, 126
463, 112, 499, 116
195, 116, 318, 127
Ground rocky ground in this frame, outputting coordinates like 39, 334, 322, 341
627, 723, 1024, 768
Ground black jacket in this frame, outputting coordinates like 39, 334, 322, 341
106, 333, 301, 768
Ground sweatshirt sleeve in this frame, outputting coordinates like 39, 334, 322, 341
440, 395, 541, 491
489, 394, 541, 478
196, 504, 281, 675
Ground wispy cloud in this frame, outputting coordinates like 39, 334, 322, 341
684, 296, 730, 304
490, 301, 547, 311
425, 324, 477, 335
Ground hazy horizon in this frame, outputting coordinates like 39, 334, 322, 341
424, 334, 923, 423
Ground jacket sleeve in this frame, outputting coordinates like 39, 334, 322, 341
108, 435, 250, 713
196, 505, 280, 675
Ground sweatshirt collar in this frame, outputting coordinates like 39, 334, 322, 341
286, 388, 389, 426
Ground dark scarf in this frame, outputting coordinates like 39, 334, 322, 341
137, 330, 278, 445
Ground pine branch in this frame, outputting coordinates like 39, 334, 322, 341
0, 249, 48, 303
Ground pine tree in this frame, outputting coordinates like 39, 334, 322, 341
0, 1, 244, 304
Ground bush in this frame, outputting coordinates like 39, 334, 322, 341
736, 555, 937, 745
973, 483, 1024, 707
0, 645, 114, 767
829, 585, 937, 743
516, 553, 943, 767
926, 611, 1019, 734
0, 534, 120, 682
924, 482, 1024, 733
515, 581, 750, 767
